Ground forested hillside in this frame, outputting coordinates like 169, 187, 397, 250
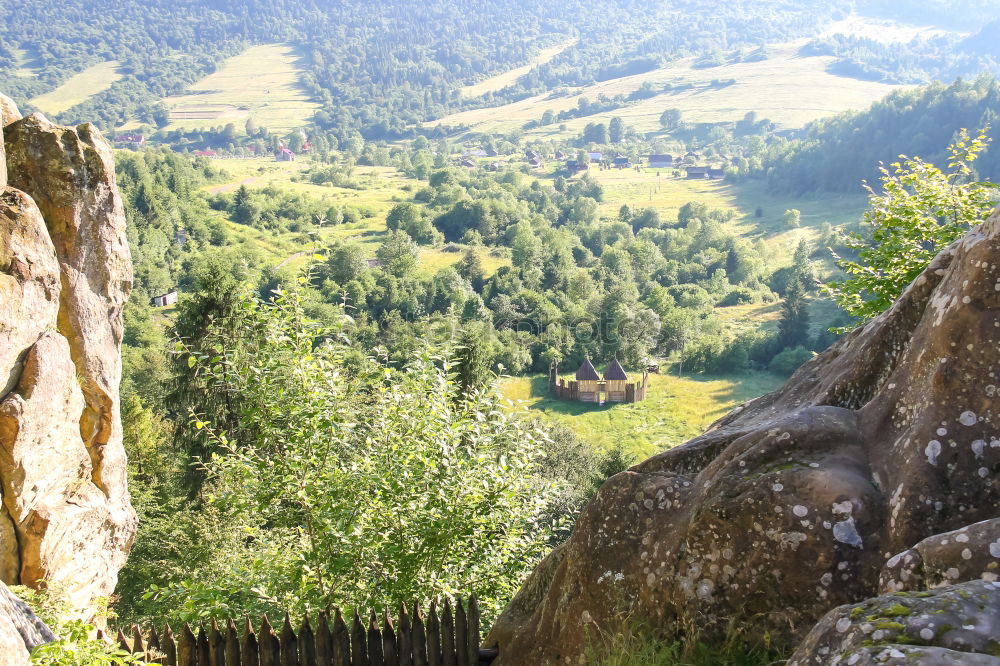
764, 77, 1000, 193
0, 0, 856, 139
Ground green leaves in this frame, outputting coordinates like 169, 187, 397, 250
159, 284, 557, 628
826, 128, 997, 326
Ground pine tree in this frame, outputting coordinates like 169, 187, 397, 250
778, 275, 810, 350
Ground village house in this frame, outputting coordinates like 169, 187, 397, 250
685, 166, 710, 179
588, 151, 603, 161
528, 156, 544, 168
564, 160, 588, 173
613, 155, 631, 169
648, 154, 673, 168
113, 133, 146, 150
193, 149, 217, 158
275, 147, 296, 162
150, 290, 178, 308
459, 158, 477, 168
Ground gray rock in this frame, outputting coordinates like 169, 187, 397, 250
789, 580, 1000, 665
0, 582, 53, 665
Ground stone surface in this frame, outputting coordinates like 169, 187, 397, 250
0, 582, 53, 665
0, 94, 21, 126
789, 580, 1000, 665
0, 109, 135, 619
489, 206, 1000, 663
880, 518, 1000, 593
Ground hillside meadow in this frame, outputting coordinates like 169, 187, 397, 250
430, 41, 909, 135
29, 60, 123, 115
162, 44, 319, 133
501, 371, 783, 460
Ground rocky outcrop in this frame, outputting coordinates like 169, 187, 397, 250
0, 99, 135, 628
789, 580, 1000, 665
489, 206, 1000, 663
0, 582, 53, 665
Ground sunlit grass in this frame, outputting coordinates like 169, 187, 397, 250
501, 371, 782, 460
429, 41, 909, 134
30, 61, 122, 115
162, 44, 319, 133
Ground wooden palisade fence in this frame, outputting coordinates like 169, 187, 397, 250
109, 597, 499, 665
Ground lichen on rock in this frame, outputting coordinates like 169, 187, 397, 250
488, 205, 1000, 664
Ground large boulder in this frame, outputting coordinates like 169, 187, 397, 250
789, 580, 1000, 665
0, 582, 53, 666
0, 109, 135, 620
489, 206, 1000, 663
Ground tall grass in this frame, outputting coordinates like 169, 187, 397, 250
584, 622, 784, 666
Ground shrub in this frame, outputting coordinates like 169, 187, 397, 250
768, 346, 813, 377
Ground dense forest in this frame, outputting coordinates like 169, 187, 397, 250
763, 76, 1000, 193
0, 0, 950, 142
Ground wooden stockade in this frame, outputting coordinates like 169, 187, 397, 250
109, 597, 498, 665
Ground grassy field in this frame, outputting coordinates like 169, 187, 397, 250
29, 61, 123, 115
201, 158, 511, 277
163, 44, 318, 133
430, 42, 909, 135
459, 40, 577, 98
501, 371, 783, 460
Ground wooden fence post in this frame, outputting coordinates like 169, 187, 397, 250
382, 611, 397, 665
332, 609, 351, 666
467, 597, 480, 665
367, 611, 384, 666
455, 600, 469, 666
162, 624, 177, 666
280, 614, 298, 666
315, 612, 331, 666
397, 603, 412, 666
441, 600, 456, 666
209, 619, 224, 666
260, 615, 280, 666
299, 615, 317, 666
411, 604, 428, 666
178, 624, 196, 666
351, 611, 368, 666
196, 623, 211, 665
147, 626, 164, 665
225, 618, 241, 666
426, 603, 440, 666
243, 616, 261, 666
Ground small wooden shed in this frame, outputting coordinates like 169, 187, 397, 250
575, 358, 601, 402
603, 358, 629, 402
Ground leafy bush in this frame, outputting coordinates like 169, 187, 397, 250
156, 285, 559, 627
826, 129, 997, 325
11, 586, 150, 666
768, 346, 813, 377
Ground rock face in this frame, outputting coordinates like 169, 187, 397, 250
789, 580, 1000, 665
0, 101, 135, 625
489, 206, 1000, 663
0, 582, 54, 666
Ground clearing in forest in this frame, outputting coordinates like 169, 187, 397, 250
29, 61, 122, 115
429, 41, 909, 135
459, 39, 577, 98
501, 372, 783, 459
163, 44, 319, 133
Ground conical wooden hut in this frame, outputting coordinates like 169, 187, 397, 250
575, 358, 601, 402
603, 358, 629, 402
